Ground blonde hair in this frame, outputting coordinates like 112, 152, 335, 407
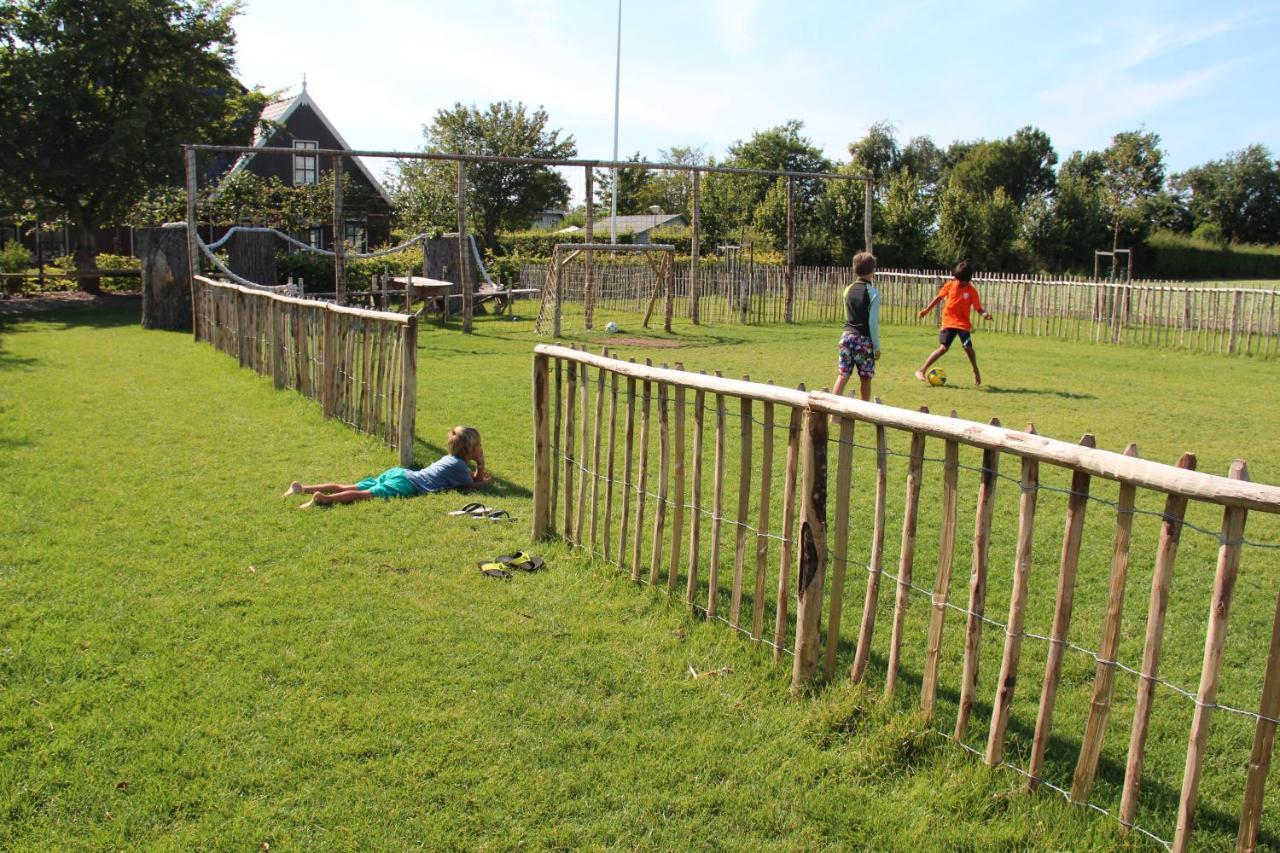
447, 425, 481, 457
852, 252, 877, 277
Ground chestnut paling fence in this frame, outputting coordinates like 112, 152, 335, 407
521, 263, 1280, 357
530, 344, 1280, 851
193, 275, 417, 464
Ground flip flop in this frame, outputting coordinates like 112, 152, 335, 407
496, 552, 544, 572
474, 508, 512, 521
496, 551, 534, 565
449, 502, 488, 516
477, 562, 512, 579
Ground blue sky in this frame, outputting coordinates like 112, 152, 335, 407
233, 0, 1278, 187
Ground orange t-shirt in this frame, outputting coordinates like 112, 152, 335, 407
937, 279, 984, 331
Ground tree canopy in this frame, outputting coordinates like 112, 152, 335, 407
0, 0, 267, 289
389, 101, 575, 251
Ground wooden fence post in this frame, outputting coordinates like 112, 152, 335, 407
1173, 460, 1250, 852
457, 161, 472, 334
1071, 443, 1139, 802
784, 177, 795, 324
824, 416, 854, 680
690, 170, 702, 325
584, 166, 595, 330
886, 416, 928, 700
1027, 434, 1096, 789
184, 146, 200, 338
332, 154, 345, 304
790, 407, 829, 692
863, 179, 874, 253
921, 429, 960, 718
986, 426, 1040, 766
773, 387, 804, 661
850, 411, 888, 683
1238, 585, 1280, 852
396, 315, 417, 468
729, 383, 753, 628
752, 397, 775, 640
532, 353, 552, 539
955, 418, 1001, 739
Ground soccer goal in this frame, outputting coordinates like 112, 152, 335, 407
535, 243, 676, 337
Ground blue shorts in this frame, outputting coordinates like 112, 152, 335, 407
838, 331, 876, 379
939, 328, 973, 349
356, 467, 418, 499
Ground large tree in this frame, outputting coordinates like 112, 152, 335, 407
1101, 129, 1166, 251
0, 0, 267, 292
1172, 145, 1280, 244
390, 101, 575, 251
948, 126, 1057, 207
593, 152, 652, 215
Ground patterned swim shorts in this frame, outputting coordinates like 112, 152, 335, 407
837, 331, 876, 379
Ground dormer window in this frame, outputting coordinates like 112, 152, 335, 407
293, 140, 317, 185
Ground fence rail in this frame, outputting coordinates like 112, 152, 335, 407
193, 275, 416, 463
531, 344, 1280, 851
522, 262, 1280, 357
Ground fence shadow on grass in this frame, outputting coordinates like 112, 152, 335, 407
981, 385, 1097, 401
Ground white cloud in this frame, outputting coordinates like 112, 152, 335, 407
709, 0, 765, 52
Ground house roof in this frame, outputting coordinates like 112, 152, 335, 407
222, 85, 394, 207
590, 213, 687, 234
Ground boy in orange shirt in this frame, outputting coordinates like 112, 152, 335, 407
914, 260, 993, 386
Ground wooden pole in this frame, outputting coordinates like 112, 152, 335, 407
589, 355, 607, 551
584, 166, 595, 330
850, 414, 888, 683
824, 416, 854, 680
183, 146, 200, 337
1173, 460, 1251, 853
332, 155, 345, 304
1238, 585, 1280, 852
729, 384, 753, 628
774, 392, 804, 661
686, 382, 706, 607
575, 361, 591, 541
863, 179, 874, 253
457, 161, 472, 334
790, 408, 829, 692
631, 368, 653, 581
784, 177, 795, 324
752, 398, 775, 640
690, 170, 701, 325
886, 418, 928, 700
397, 316, 417, 468
986, 428, 1040, 766
532, 352, 551, 539
1071, 443, 1139, 802
921, 431, 960, 718
1027, 434, 1097, 790
955, 419, 1001, 740
603, 369, 620, 562
707, 381, 727, 616
563, 358, 578, 541
668, 367, 686, 595
648, 376, 670, 585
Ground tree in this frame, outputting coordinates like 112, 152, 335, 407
389, 101, 575, 250
933, 186, 1022, 271
877, 168, 936, 266
1101, 129, 1166, 251
1171, 145, 1280, 244
1022, 171, 1110, 271
948, 126, 1057, 207
593, 152, 652, 215
0, 0, 268, 292
899, 136, 945, 193
848, 120, 900, 185
633, 146, 705, 218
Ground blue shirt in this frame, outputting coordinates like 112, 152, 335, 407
404, 454, 473, 494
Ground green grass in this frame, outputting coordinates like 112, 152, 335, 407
2, 303, 1277, 849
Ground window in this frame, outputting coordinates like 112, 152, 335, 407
308, 227, 324, 249
293, 140, 317, 186
344, 222, 367, 253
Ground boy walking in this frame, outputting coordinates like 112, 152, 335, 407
915, 260, 992, 386
833, 251, 881, 402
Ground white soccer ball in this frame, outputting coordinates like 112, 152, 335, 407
604, 321, 620, 334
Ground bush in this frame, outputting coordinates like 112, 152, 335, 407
0, 240, 30, 274
48, 252, 141, 290
1143, 230, 1280, 280
277, 248, 421, 293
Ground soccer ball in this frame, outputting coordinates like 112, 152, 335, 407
927, 367, 947, 386
604, 321, 620, 334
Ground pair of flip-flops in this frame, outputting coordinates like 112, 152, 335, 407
449, 502, 512, 521
478, 551, 545, 579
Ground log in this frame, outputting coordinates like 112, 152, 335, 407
138, 226, 193, 332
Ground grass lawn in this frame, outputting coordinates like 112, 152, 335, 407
2, 300, 1277, 849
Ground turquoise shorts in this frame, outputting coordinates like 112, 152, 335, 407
356, 467, 418, 499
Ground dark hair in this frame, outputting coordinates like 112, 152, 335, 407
852, 252, 876, 277
953, 260, 973, 282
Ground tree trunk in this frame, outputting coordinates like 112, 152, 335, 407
227, 229, 277, 286
72, 214, 100, 294
137, 226, 192, 331
424, 236, 461, 284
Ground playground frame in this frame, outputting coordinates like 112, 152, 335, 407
183, 144, 874, 331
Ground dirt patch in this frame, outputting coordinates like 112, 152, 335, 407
0, 291, 140, 317
607, 336, 683, 349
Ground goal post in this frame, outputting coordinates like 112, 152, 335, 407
535, 242, 676, 337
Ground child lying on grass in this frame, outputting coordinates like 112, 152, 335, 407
283, 425, 491, 508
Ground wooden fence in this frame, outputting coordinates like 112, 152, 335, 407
531, 344, 1280, 851
193, 275, 417, 464
521, 263, 1280, 357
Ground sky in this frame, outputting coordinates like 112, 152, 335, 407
231, 0, 1279, 193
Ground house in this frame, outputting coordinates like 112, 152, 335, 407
587, 213, 688, 244
219, 81, 394, 250
531, 210, 568, 230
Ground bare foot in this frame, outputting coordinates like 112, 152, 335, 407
914, 370, 928, 383
298, 497, 316, 509
282, 481, 302, 497
973, 373, 982, 386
